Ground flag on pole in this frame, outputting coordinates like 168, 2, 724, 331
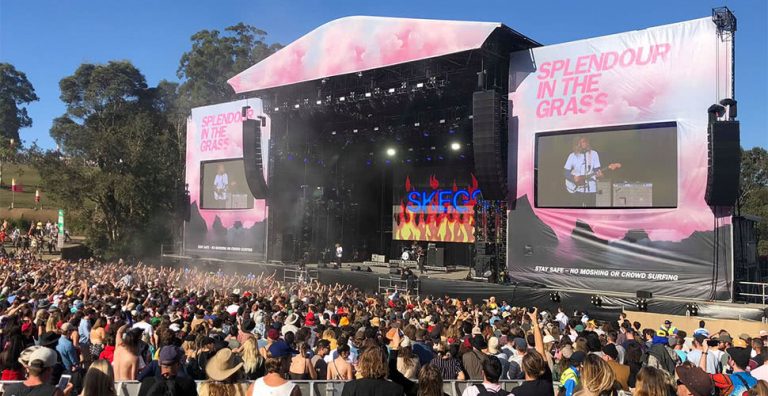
35, 189, 40, 203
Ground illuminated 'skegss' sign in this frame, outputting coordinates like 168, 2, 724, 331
406, 189, 482, 213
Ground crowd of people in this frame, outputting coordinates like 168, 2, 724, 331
0, 258, 764, 396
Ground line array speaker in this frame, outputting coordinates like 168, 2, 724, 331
472, 90, 507, 200
705, 120, 740, 206
242, 119, 269, 199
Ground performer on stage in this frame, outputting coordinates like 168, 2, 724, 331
213, 164, 229, 201
335, 243, 343, 268
564, 136, 602, 194
563, 136, 622, 206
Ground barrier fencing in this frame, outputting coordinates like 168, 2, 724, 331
0, 380, 586, 396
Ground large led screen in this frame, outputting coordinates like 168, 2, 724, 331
535, 123, 677, 208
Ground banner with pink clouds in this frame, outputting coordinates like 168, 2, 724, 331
228, 16, 501, 93
184, 99, 270, 257
506, 18, 734, 300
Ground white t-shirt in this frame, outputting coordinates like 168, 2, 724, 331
250, 377, 297, 396
214, 173, 229, 190
132, 321, 153, 339
564, 150, 601, 193
336, 246, 343, 258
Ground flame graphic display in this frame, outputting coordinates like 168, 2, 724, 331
393, 174, 479, 243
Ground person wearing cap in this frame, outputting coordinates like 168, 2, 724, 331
55, 323, 79, 374
687, 335, 719, 374
714, 333, 734, 373
3, 347, 65, 396
487, 336, 510, 381
312, 339, 331, 380
602, 343, 629, 390
198, 348, 248, 396
507, 337, 529, 380
138, 346, 198, 396
661, 320, 679, 336
701, 338, 758, 395
559, 350, 586, 396
463, 334, 489, 380
247, 339, 301, 396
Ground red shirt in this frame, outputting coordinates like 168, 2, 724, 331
99, 345, 116, 363
1, 368, 24, 380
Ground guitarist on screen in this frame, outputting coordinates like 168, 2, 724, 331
563, 136, 621, 205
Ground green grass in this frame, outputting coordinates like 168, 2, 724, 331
0, 163, 60, 209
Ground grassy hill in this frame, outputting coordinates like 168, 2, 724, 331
0, 163, 61, 222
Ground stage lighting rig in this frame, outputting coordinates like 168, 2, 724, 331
450, 142, 461, 151
685, 303, 699, 317
590, 295, 602, 307
549, 292, 561, 303
386, 148, 396, 157
636, 298, 648, 312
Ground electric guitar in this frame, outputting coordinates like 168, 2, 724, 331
565, 163, 622, 193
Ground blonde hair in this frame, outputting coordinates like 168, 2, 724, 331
358, 347, 388, 379
82, 359, 116, 396
45, 312, 60, 333
635, 366, 674, 396
580, 354, 616, 395
241, 337, 263, 374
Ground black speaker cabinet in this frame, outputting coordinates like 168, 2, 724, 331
472, 90, 507, 200
705, 121, 740, 206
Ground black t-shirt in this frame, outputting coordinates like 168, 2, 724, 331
340, 378, 404, 396
510, 366, 554, 396
138, 375, 198, 396
3, 382, 58, 396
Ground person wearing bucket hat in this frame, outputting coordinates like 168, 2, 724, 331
198, 348, 248, 396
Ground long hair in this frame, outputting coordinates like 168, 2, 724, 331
0, 334, 25, 371
417, 364, 443, 396
399, 345, 417, 369
358, 346, 388, 379
81, 359, 116, 396
241, 337, 263, 374
521, 350, 547, 379
572, 136, 590, 154
579, 354, 617, 396
635, 366, 674, 396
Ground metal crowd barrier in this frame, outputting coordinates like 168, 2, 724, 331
0, 380, 568, 396
284, 267, 319, 284
738, 281, 768, 305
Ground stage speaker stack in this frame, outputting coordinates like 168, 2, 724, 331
242, 119, 269, 199
426, 247, 444, 267
472, 90, 507, 200
705, 120, 740, 206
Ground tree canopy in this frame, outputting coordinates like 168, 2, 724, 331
739, 147, 768, 255
0, 63, 39, 144
32, 61, 182, 257
177, 23, 282, 111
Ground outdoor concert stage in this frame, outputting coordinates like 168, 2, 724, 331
159, 254, 766, 323
182, 12, 761, 314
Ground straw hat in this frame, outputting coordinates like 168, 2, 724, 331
205, 349, 243, 381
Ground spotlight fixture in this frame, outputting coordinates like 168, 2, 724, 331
339, 96, 346, 102
273, 107, 280, 112
388, 88, 396, 93
415, 82, 424, 88
685, 303, 699, 317
294, 104, 300, 109
373, 127, 379, 131
331, 131, 337, 135
590, 295, 603, 307
414, 122, 420, 127
636, 298, 648, 312
439, 119, 446, 124
549, 292, 561, 303
450, 142, 461, 151
364, 92, 372, 98
316, 100, 322, 105
353, 129, 358, 133
386, 148, 396, 157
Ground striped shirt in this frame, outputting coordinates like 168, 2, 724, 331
430, 356, 463, 380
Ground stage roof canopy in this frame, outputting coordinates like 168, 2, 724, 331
228, 16, 538, 94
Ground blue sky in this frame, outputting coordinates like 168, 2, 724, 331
1, 0, 766, 149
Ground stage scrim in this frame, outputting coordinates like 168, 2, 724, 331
184, 99, 270, 257
507, 17, 733, 300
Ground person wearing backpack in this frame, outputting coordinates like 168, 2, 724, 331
461, 355, 509, 396
138, 346, 197, 396
701, 340, 758, 396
